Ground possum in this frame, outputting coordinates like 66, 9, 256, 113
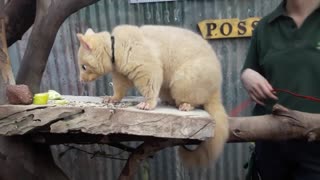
76, 25, 229, 167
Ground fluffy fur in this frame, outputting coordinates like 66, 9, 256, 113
76, 25, 229, 167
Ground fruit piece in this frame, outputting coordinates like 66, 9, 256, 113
33, 93, 49, 105
54, 99, 69, 105
48, 90, 63, 100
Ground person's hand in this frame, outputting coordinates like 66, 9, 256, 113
241, 68, 278, 105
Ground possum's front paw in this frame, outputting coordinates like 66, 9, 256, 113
102, 96, 120, 104
178, 103, 195, 111
136, 101, 157, 110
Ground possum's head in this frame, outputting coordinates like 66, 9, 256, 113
76, 28, 113, 82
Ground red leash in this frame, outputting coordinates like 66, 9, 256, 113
230, 88, 320, 117
229, 99, 252, 117
273, 88, 320, 103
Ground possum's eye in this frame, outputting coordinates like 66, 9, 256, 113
81, 64, 87, 71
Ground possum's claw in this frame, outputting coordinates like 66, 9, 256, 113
137, 102, 153, 110
102, 96, 120, 104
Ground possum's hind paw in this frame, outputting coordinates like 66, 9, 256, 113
178, 103, 195, 111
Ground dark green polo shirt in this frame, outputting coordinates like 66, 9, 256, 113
242, 1, 320, 115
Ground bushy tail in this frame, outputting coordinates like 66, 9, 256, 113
178, 91, 229, 167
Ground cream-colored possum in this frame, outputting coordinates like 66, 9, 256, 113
76, 25, 229, 167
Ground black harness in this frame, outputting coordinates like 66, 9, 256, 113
111, 35, 115, 64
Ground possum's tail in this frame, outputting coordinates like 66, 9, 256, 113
178, 91, 229, 167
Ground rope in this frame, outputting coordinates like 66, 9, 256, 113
230, 88, 320, 117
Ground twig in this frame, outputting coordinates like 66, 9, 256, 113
59, 144, 128, 161
108, 142, 136, 153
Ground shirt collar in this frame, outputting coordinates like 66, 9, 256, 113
268, 1, 287, 23
268, 0, 320, 24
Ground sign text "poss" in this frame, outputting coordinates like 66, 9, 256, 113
198, 17, 261, 39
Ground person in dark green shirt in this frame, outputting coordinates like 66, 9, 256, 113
241, 0, 320, 179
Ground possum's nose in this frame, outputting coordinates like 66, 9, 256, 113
80, 76, 93, 82
79, 76, 88, 83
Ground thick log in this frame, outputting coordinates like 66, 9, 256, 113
229, 104, 320, 142
16, 0, 99, 93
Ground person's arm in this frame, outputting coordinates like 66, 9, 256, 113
241, 29, 277, 105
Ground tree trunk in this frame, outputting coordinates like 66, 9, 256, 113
0, 0, 15, 104
4, 0, 36, 47
16, 0, 100, 93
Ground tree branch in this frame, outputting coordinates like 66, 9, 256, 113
4, 0, 36, 47
118, 139, 189, 180
228, 104, 320, 142
16, 0, 100, 93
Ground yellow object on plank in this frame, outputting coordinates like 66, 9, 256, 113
33, 92, 49, 105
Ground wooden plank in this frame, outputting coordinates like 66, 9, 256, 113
0, 104, 49, 119
0, 106, 84, 135
0, 96, 214, 140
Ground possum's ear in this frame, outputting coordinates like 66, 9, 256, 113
77, 33, 92, 51
85, 28, 95, 35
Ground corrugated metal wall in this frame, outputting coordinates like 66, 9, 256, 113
8, 0, 281, 179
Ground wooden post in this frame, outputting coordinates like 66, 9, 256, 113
0, 1, 69, 180
0, 0, 15, 104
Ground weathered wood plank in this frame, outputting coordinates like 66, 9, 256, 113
0, 105, 48, 119
51, 106, 213, 140
0, 106, 84, 135
0, 96, 214, 140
